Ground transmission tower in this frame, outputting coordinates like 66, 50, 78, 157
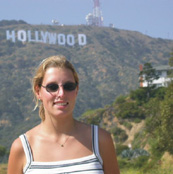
93, 0, 103, 26
86, 0, 103, 26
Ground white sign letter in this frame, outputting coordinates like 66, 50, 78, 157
58, 34, 66, 45
41, 31, 49, 43
67, 34, 75, 46
48, 32, 57, 44
17, 30, 27, 42
35, 31, 42, 42
27, 30, 36, 42
6, 30, 15, 42
78, 34, 87, 46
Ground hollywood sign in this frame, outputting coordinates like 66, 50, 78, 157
6, 30, 87, 46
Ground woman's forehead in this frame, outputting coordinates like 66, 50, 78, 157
43, 67, 75, 82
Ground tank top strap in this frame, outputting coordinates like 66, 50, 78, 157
91, 124, 103, 165
19, 134, 33, 173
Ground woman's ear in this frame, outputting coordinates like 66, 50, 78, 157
35, 85, 42, 100
76, 85, 79, 95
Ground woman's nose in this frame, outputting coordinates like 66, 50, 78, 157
57, 86, 65, 97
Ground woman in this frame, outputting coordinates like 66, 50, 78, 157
8, 55, 120, 174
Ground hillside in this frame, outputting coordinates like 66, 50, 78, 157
80, 83, 173, 172
0, 20, 173, 148
80, 96, 146, 147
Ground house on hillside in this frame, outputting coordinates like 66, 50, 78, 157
139, 65, 173, 88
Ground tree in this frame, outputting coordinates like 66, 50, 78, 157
169, 51, 173, 67
139, 62, 159, 88
158, 82, 173, 154
156, 55, 173, 154
168, 51, 173, 80
145, 55, 173, 155
139, 62, 159, 99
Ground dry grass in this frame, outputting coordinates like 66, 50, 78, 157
161, 152, 173, 168
120, 167, 173, 174
0, 163, 7, 174
120, 152, 173, 174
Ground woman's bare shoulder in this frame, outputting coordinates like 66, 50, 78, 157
76, 120, 91, 131
25, 124, 41, 138
76, 122, 110, 138
10, 137, 23, 154
8, 137, 25, 174
98, 126, 112, 141
98, 127, 120, 174
10, 125, 40, 153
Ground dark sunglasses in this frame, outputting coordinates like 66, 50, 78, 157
41, 82, 78, 93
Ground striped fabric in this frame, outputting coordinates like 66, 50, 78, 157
19, 125, 104, 174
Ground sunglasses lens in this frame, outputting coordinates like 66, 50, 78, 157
46, 84, 59, 92
44, 82, 77, 92
64, 82, 77, 91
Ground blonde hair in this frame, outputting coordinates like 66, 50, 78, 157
32, 55, 79, 121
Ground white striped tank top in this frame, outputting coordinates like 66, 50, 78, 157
19, 125, 104, 174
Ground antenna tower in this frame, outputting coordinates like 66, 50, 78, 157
92, 0, 103, 26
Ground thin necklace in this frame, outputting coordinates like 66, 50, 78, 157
49, 116, 73, 147
59, 135, 70, 147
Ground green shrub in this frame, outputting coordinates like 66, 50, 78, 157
110, 126, 128, 143
114, 95, 126, 104
0, 146, 6, 157
132, 155, 149, 168
117, 102, 145, 119
123, 121, 133, 130
130, 88, 148, 105
117, 157, 130, 169
121, 149, 149, 160
154, 87, 166, 100
116, 144, 129, 156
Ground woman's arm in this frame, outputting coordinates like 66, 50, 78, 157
7, 138, 25, 174
99, 128, 120, 174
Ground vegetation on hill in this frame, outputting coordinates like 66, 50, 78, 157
0, 20, 27, 27
80, 82, 173, 172
80, 57, 173, 172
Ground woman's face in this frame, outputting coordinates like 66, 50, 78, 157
37, 67, 78, 119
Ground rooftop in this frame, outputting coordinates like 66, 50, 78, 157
153, 65, 173, 71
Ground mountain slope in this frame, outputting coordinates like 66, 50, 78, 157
0, 21, 173, 148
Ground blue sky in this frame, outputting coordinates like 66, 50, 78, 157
0, 0, 173, 39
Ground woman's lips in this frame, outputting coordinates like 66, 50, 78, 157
53, 101, 69, 106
